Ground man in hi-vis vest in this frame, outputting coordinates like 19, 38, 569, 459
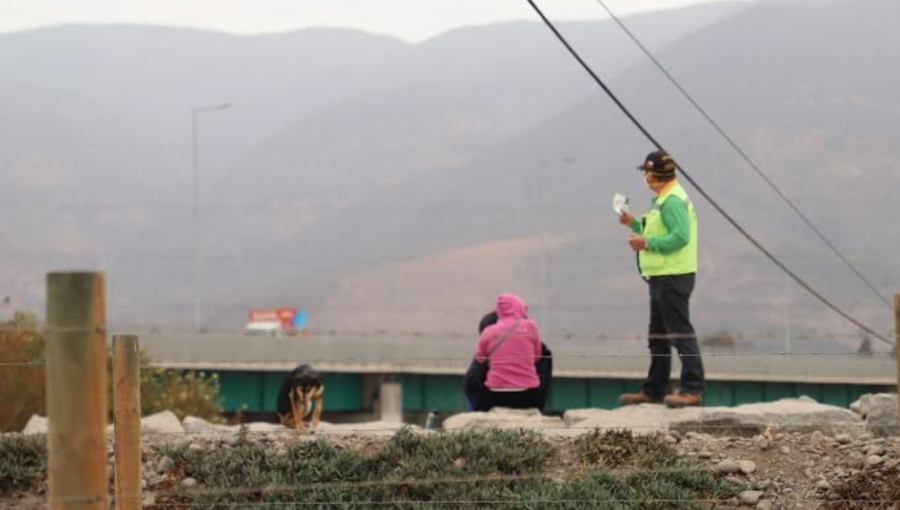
617, 150, 705, 408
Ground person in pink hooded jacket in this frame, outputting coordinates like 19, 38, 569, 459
471, 293, 543, 411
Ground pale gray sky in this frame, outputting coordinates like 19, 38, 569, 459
0, 0, 742, 41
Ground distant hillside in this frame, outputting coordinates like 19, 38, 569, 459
204, 0, 898, 345
3, 0, 895, 349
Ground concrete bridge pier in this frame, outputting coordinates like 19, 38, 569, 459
378, 381, 403, 423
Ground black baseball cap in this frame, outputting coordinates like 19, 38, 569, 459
637, 150, 677, 177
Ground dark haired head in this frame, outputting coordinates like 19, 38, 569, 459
478, 311, 498, 334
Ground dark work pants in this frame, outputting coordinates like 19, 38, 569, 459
484, 388, 543, 411
641, 273, 705, 398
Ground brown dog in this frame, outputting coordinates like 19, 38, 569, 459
276, 364, 324, 431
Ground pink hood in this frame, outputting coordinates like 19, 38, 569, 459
496, 293, 528, 322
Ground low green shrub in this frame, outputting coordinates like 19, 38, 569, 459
576, 428, 679, 468
155, 428, 741, 510
0, 434, 46, 496
139, 367, 225, 423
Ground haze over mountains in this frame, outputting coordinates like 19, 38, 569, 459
2, 0, 897, 349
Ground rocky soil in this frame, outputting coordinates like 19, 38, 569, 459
3, 394, 899, 509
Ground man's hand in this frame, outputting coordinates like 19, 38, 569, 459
628, 234, 648, 252
619, 210, 635, 227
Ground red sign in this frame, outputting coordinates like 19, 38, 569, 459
248, 307, 296, 326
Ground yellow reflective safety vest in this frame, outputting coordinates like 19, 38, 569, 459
638, 181, 698, 277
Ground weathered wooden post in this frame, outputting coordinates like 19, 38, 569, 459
113, 335, 141, 510
46, 272, 108, 510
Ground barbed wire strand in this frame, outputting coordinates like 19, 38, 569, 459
0, 323, 893, 342
7, 495, 896, 508
1, 349, 897, 370
7, 421, 874, 436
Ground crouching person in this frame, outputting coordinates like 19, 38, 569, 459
464, 293, 547, 412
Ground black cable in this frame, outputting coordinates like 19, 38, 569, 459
591, 0, 891, 311
523, 0, 893, 347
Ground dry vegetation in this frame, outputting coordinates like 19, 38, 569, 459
0, 311, 224, 434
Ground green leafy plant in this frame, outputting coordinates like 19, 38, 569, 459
139, 365, 225, 423
0, 434, 46, 496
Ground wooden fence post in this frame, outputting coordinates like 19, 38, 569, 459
46, 272, 108, 510
113, 335, 141, 510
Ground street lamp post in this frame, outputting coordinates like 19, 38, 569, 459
191, 102, 231, 332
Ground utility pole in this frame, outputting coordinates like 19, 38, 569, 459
783, 272, 792, 353
540, 232, 548, 338
191, 102, 231, 331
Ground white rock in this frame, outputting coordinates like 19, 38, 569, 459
862, 394, 899, 437
142, 411, 185, 435
739, 460, 757, 474
867, 445, 886, 457
181, 478, 198, 488
757, 501, 773, 510
670, 399, 864, 437
810, 431, 826, 446
156, 456, 175, 474
867, 455, 883, 466
22, 415, 48, 435
443, 409, 565, 431
315, 421, 410, 436
739, 490, 763, 504
564, 405, 701, 434
182, 416, 226, 434
717, 460, 741, 474
244, 422, 290, 433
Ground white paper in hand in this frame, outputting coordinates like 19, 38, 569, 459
612, 193, 630, 215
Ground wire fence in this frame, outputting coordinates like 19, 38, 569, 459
1, 322, 896, 507
0, 323, 893, 341
7, 498, 898, 509
0, 350, 896, 370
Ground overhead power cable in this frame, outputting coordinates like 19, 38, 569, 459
591, 0, 891, 311
523, 0, 893, 347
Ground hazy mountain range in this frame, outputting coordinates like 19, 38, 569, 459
2, 0, 897, 350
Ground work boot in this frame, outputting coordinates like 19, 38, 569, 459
664, 392, 703, 408
618, 391, 663, 406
